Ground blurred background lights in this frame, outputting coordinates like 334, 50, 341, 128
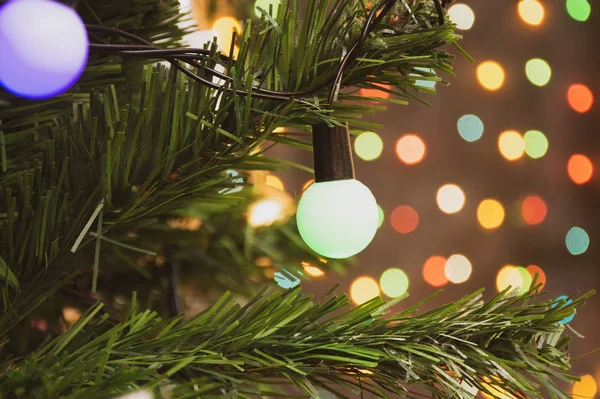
477, 61, 505, 91
568, 83, 594, 113
566, 226, 590, 255
248, 198, 285, 227
265, 175, 284, 191
525, 58, 552, 86
212, 17, 242, 56
457, 114, 484, 142
377, 205, 384, 228
521, 195, 547, 225
566, 0, 592, 22
413, 67, 438, 89
302, 262, 325, 277
496, 265, 532, 295
350, 276, 380, 305
553, 295, 576, 324
422, 255, 449, 287
444, 254, 472, 284
526, 265, 546, 290
518, 0, 545, 26
523, 130, 549, 159
355, 131, 384, 161
477, 199, 505, 230
436, 184, 466, 214
567, 154, 593, 184
391, 205, 419, 234
498, 130, 525, 161
380, 268, 409, 298
572, 374, 597, 398
360, 84, 391, 100
447, 3, 475, 30
396, 134, 426, 165
254, 0, 280, 17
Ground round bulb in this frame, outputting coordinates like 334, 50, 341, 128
0, 0, 89, 99
296, 179, 378, 259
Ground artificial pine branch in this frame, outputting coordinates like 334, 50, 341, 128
0, 0, 457, 333
0, 286, 593, 398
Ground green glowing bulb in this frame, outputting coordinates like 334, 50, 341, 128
380, 268, 409, 297
525, 58, 552, 87
297, 179, 378, 259
524, 130, 549, 159
354, 131, 383, 161
566, 0, 591, 22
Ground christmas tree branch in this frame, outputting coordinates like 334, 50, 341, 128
0, 0, 459, 330
1, 286, 593, 398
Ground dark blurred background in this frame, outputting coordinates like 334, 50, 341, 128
186, 0, 599, 397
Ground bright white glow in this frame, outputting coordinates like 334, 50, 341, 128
248, 198, 285, 227
445, 254, 472, 284
436, 184, 466, 214
448, 4, 475, 30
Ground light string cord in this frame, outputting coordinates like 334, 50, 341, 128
86, 0, 447, 108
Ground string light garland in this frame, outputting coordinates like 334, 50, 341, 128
1, 0, 449, 260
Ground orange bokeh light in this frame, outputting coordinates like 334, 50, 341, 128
567, 154, 593, 185
521, 195, 547, 225
391, 205, 419, 234
568, 84, 594, 113
360, 84, 392, 100
396, 134, 426, 165
526, 265, 546, 290
422, 256, 449, 287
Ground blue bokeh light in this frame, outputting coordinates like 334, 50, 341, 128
457, 114, 485, 142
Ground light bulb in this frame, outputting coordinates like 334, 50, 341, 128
296, 179, 378, 259
0, 0, 89, 99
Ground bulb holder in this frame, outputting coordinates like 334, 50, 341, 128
312, 122, 355, 182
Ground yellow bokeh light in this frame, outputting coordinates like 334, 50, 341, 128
248, 198, 285, 227
518, 0, 545, 26
436, 184, 466, 214
477, 199, 505, 230
496, 265, 532, 295
477, 61, 505, 91
444, 254, 472, 284
265, 175, 284, 191
302, 261, 325, 277
498, 130, 525, 161
350, 276, 380, 305
573, 374, 597, 399
448, 4, 475, 30
212, 17, 242, 55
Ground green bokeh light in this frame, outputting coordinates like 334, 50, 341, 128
380, 268, 409, 297
354, 131, 384, 161
457, 114, 484, 142
297, 179, 379, 259
377, 205, 384, 228
524, 130, 549, 159
525, 58, 552, 87
516, 266, 533, 295
566, 226, 590, 255
254, 0, 281, 17
566, 0, 591, 22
